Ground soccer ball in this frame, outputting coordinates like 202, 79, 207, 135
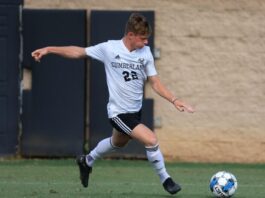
209, 171, 238, 197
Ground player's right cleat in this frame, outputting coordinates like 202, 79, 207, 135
163, 177, 182, 195
76, 155, 92, 188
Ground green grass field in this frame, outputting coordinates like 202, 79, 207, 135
0, 159, 264, 198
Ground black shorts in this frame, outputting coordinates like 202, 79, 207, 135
109, 110, 142, 135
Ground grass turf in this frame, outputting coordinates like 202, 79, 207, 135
0, 159, 264, 198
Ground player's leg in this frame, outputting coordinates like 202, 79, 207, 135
130, 124, 169, 182
87, 129, 130, 166
77, 129, 130, 188
130, 124, 181, 195
111, 128, 131, 147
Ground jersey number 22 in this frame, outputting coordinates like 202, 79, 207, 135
122, 71, 138, 82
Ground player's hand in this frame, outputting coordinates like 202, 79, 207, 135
31, 48, 48, 62
173, 99, 195, 113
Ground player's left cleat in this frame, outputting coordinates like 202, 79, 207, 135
76, 155, 92, 188
163, 177, 182, 195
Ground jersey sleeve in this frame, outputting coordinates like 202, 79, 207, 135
85, 42, 107, 62
145, 47, 157, 76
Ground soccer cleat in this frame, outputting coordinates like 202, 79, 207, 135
76, 155, 92, 188
163, 177, 182, 195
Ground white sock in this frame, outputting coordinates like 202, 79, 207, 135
86, 137, 119, 167
146, 144, 170, 183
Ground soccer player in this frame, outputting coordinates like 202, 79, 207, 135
31, 13, 195, 195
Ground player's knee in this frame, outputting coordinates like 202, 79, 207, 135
145, 135, 158, 147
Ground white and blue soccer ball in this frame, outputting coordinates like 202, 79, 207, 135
209, 171, 238, 197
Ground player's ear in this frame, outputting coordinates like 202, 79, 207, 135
127, 32, 135, 39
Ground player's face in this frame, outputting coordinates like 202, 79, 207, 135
130, 33, 149, 49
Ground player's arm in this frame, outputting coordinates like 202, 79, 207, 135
148, 75, 195, 113
31, 46, 86, 62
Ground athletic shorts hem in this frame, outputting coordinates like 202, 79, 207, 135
109, 110, 141, 135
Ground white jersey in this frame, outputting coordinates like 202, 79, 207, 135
85, 39, 157, 118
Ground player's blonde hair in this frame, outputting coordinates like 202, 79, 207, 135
125, 13, 152, 37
